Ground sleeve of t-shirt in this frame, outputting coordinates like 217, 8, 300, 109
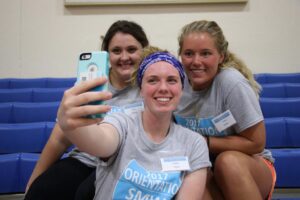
95, 113, 128, 166
185, 129, 211, 173
225, 81, 264, 133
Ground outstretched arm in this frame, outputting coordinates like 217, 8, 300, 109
63, 123, 119, 158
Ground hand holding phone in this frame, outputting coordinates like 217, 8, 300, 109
77, 51, 110, 118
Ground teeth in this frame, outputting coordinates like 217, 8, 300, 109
192, 69, 205, 72
191, 69, 206, 75
157, 98, 170, 102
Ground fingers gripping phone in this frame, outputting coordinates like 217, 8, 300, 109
77, 51, 110, 118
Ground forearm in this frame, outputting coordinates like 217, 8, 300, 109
26, 124, 72, 191
209, 135, 259, 155
209, 122, 266, 155
64, 123, 119, 158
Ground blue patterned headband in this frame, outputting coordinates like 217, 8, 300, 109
137, 52, 185, 87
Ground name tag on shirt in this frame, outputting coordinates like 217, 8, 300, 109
161, 156, 190, 172
124, 102, 144, 114
212, 110, 236, 132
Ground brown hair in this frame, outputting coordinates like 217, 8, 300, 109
101, 20, 149, 51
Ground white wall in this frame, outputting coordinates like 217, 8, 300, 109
0, 0, 299, 78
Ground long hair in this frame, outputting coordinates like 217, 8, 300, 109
178, 20, 261, 96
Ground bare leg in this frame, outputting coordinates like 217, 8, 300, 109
203, 169, 224, 200
213, 151, 273, 200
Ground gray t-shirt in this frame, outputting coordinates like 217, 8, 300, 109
69, 82, 144, 167
93, 111, 211, 200
174, 68, 274, 163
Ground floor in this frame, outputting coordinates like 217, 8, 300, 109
0, 194, 24, 200
272, 189, 300, 199
0, 189, 300, 200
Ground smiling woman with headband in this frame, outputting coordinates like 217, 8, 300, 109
136, 51, 185, 88
56, 46, 211, 200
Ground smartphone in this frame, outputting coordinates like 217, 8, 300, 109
77, 51, 110, 118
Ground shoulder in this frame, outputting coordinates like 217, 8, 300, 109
214, 68, 253, 95
215, 68, 247, 86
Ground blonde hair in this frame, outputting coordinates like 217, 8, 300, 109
178, 20, 261, 96
131, 46, 168, 87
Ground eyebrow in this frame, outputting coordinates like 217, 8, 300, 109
145, 75, 180, 79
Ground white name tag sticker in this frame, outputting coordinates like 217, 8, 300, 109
212, 110, 236, 132
124, 102, 144, 114
161, 156, 190, 172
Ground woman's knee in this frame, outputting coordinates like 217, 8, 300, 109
214, 151, 247, 179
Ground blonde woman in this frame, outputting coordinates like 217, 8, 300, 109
175, 20, 276, 200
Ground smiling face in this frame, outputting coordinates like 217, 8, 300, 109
180, 32, 224, 91
108, 32, 143, 85
140, 61, 182, 115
